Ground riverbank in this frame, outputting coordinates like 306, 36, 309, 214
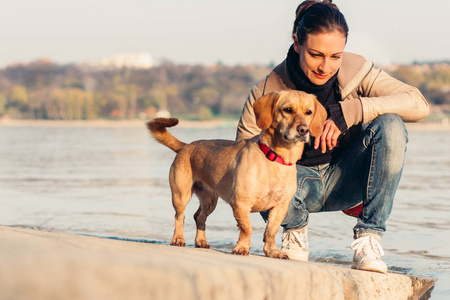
0, 118, 237, 128
1, 117, 449, 130
0, 226, 436, 300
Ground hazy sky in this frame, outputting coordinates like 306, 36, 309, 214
1, 0, 449, 67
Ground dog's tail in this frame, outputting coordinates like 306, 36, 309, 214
146, 118, 186, 152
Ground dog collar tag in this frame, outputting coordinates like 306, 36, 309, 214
258, 141, 292, 166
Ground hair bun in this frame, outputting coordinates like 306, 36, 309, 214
293, 1, 347, 44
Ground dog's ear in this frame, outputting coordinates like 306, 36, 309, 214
254, 92, 280, 130
309, 96, 328, 137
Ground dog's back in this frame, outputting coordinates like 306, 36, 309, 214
147, 117, 245, 199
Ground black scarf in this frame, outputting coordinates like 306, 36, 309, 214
286, 45, 340, 114
285, 45, 342, 166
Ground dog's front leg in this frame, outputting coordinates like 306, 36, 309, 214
263, 201, 290, 259
231, 204, 252, 256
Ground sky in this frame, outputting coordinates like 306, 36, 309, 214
0, 0, 449, 68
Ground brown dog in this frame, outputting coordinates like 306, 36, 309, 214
147, 90, 326, 259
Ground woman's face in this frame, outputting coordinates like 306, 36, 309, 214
294, 31, 346, 85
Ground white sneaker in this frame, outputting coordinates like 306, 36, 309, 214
281, 227, 309, 261
351, 235, 388, 274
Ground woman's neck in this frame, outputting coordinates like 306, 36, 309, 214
286, 44, 339, 108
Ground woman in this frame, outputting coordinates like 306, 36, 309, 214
236, 0, 429, 274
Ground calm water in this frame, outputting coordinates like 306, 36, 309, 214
0, 123, 449, 299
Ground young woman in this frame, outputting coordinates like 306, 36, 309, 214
235, 0, 429, 273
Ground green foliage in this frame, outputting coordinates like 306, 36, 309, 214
0, 60, 448, 120
0, 94, 6, 116
9, 85, 29, 108
387, 63, 450, 107
197, 106, 214, 121
0, 62, 270, 120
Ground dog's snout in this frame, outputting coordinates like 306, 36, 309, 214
297, 124, 309, 136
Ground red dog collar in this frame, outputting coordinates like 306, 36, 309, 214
258, 141, 292, 166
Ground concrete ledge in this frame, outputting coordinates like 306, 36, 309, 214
0, 226, 435, 300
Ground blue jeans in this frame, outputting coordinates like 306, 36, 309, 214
262, 114, 408, 239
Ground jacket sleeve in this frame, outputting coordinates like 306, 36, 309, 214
358, 68, 429, 124
235, 83, 263, 141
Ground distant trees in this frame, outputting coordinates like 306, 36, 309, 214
0, 60, 449, 121
0, 60, 271, 120
386, 63, 450, 107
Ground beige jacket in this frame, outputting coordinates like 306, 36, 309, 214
236, 52, 429, 141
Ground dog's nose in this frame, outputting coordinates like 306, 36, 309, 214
297, 125, 309, 136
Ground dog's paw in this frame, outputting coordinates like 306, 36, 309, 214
231, 247, 250, 256
195, 240, 210, 249
266, 250, 290, 260
276, 251, 290, 260
170, 238, 186, 247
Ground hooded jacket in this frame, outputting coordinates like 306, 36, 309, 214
236, 52, 429, 141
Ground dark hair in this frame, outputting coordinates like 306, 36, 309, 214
293, 0, 349, 45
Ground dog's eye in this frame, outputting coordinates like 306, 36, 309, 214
283, 107, 293, 114
306, 110, 313, 115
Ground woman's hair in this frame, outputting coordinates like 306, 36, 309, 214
293, 0, 349, 45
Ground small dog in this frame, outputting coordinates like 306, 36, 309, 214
147, 90, 326, 259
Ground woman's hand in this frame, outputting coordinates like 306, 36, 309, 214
314, 119, 341, 153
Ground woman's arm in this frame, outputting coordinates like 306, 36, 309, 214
358, 68, 429, 124
235, 84, 264, 141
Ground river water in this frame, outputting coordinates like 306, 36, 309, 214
0, 122, 449, 299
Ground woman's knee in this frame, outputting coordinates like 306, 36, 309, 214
369, 114, 408, 172
370, 113, 408, 147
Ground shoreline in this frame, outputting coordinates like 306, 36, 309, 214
1, 118, 449, 130
0, 118, 238, 129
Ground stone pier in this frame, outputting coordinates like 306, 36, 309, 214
0, 226, 435, 300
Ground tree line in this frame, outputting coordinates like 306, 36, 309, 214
0, 60, 448, 121
386, 62, 450, 107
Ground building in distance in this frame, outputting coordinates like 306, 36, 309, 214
83, 53, 154, 69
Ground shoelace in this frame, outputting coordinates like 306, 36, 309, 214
351, 236, 385, 258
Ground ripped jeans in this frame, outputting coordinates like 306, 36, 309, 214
261, 114, 408, 239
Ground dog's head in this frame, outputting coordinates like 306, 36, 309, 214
253, 90, 327, 143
